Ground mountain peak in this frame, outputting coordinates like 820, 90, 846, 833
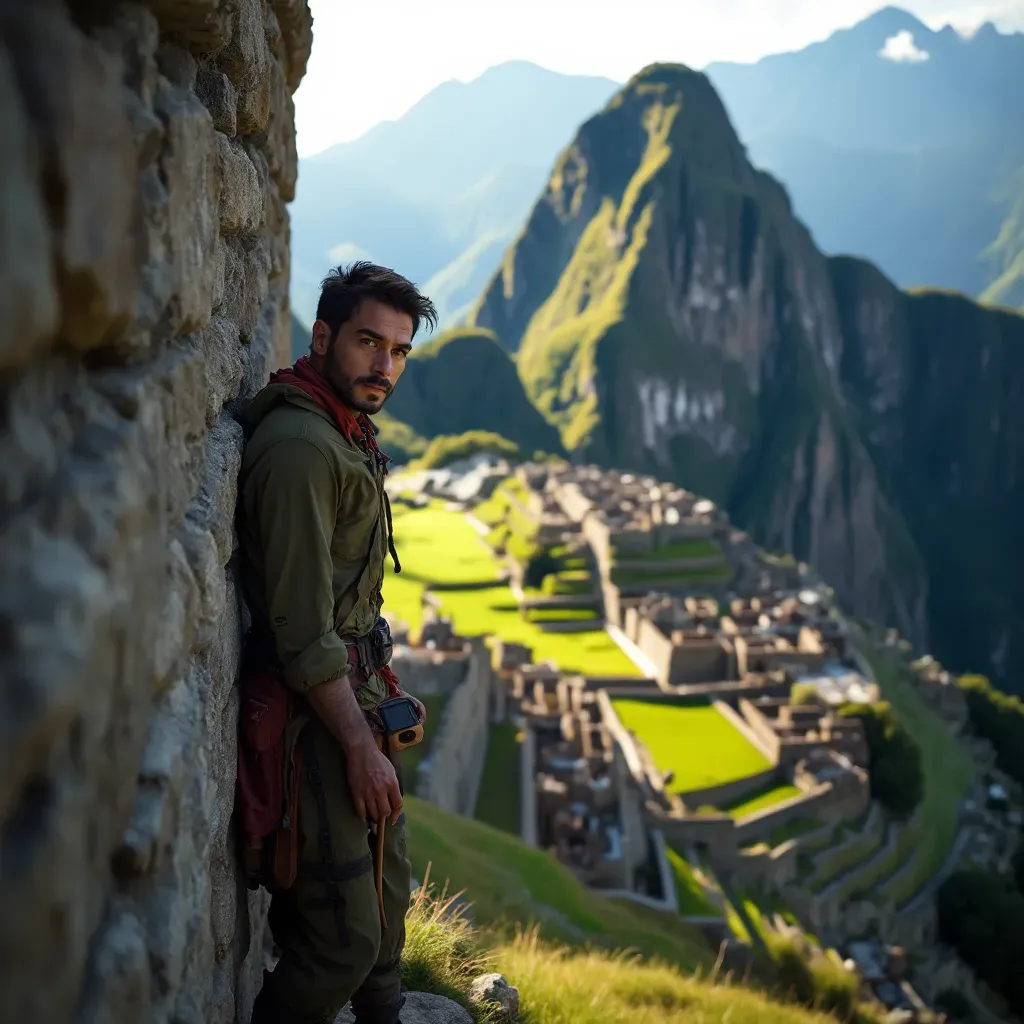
856, 5, 931, 37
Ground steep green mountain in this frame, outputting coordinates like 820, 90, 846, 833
289, 62, 618, 330
469, 63, 1024, 692
704, 7, 1024, 299
381, 327, 562, 463
982, 166, 1024, 311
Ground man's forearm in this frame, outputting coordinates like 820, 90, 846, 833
307, 676, 377, 754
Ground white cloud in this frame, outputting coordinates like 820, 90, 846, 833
879, 28, 931, 60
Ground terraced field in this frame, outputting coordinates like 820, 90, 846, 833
383, 502, 639, 676
611, 699, 772, 793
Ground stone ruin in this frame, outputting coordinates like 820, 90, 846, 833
0, 3, 312, 1021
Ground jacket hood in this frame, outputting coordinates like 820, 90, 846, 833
237, 382, 331, 438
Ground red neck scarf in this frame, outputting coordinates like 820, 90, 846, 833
269, 356, 389, 467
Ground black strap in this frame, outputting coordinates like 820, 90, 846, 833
301, 729, 348, 943
383, 490, 401, 574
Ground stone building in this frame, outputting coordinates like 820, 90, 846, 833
0, 3, 312, 1022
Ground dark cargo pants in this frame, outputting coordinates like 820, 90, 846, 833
256, 711, 412, 1023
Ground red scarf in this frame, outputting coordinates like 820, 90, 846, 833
267, 355, 400, 697
268, 356, 390, 466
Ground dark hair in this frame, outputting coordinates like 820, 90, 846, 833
316, 261, 438, 340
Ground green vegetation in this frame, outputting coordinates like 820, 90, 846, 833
959, 673, 1024, 788
837, 700, 923, 817
411, 430, 522, 470
610, 565, 731, 587
525, 607, 600, 623
474, 722, 522, 835
938, 869, 1024, 1017
540, 569, 592, 597
406, 795, 710, 968
664, 846, 720, 917
723, 783, 802, 819
383, 327, 563, 459
982, 164, 1024, 311
384, 504, 638, 675
374, 409, 430, 463
406, 797, 883, 1022
860, 640, 974, 903
790, 682, 820, 706
611, 700, 772, 793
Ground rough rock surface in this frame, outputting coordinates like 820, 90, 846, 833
469, 972, 520, 1020
0, 2, 312, 1022
336, 992, 475, 1024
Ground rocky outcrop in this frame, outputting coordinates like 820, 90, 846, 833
0, 2, 311, 1022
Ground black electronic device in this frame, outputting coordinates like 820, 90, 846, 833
377, 696, 424, 751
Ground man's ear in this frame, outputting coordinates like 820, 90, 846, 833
311, 319, 333, 356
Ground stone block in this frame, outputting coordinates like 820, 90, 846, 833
188, 415, 245, 568
144, 0, 233, 52
157, 40, 198, 89
197, 313, 246, 425
220, 236, 270, 343
338, 992, 474, 1024
237, 57, 272, 135
197, 67, 237, 135
155, 77, 220, 336
93, 4, 161, 107
216, 133, 263, 234
0, 0, 311, 1018
217, 0, 268, 85
264, 53, 298, 200
0, 42, 59, 373
270, 0, 314, 91
151, 537, 201, 693
1, 7, 138, 355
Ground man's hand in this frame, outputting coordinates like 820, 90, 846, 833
399, 689, 426, 723
346, 740, 403, 825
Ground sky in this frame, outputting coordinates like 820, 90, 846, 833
294, 0, 1024, 157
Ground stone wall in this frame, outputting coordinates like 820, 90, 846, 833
0, 3, 311, 1022
416, 639, 494, 816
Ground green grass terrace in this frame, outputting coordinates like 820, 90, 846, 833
721, 783, 802, 819
610, 699, 773, 793
384, 502, 639, 677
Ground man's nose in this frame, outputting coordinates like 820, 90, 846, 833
371, 347, 393, 378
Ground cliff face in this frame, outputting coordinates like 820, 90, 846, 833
0, 3, 311, 1022
471, 64, 930, 652
831, 258, 1024, 689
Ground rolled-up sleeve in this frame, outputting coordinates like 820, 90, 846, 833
249, 436, 350, 692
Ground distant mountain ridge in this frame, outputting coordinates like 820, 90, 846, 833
289, 62, 619, 331
705, 6, 1024, 300
465, 62, 1024, 693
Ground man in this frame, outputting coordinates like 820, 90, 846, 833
237, 262, 437, 1024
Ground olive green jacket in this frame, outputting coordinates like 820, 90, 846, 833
236, 383, 391, 694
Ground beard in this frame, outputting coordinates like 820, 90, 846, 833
324, 362, 393, 415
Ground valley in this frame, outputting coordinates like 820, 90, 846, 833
385, 453, 1023, 1024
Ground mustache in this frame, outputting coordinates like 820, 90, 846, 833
355, 375, 392, 394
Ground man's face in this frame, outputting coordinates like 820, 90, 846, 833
311, 298, 413, 414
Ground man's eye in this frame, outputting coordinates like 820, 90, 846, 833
361, 337, 375, 346
393, 349, 407, 359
